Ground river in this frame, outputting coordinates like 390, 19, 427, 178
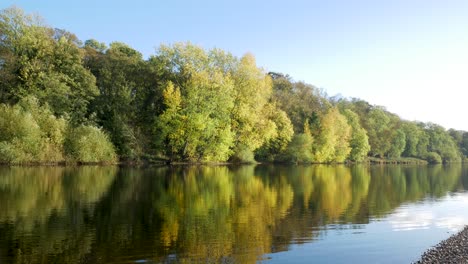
0, 164, 467, 263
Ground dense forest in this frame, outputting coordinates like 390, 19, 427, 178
0, 7, 467, 164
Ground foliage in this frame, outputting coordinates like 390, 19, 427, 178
154, 44, 236, 162
401, 121, 428, 158
387, 129, 406, 158
254, 106, 294, 162
1, 7, 467, 163
64, 125, 117, 163
0, 7, 98, 123
228, 56, 295, 162
313, 107, 351, 163
342, 109, 370, 161
365, 107, 394, 157
424, 123, 461, 163
230, 144, 256, 163
0, 104, 43, 163
85, 41, 146, 159
425, 152, 442, 164
271, 74, 330, 133
0, 97, 66, 163
284, 133, 314, 163
448, 129, 468, 158
153, 43, 293, 162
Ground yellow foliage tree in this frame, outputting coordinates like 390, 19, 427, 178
313, 107, 351, 163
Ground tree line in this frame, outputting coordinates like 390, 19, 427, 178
0, 7, 467, 164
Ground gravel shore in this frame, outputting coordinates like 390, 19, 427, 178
414, 226, 468, 263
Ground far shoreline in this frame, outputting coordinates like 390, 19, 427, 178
2, 157, 466, 167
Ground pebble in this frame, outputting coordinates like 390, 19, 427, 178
415, 226, 468, 263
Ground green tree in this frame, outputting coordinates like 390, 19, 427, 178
154, 43, 293, 162
229, 55, 292, 161
342, 109, 370, 161
425, 123, 461, 163
402, 121, 421, 157
85, 41, 146, 159
154, 44, 236, 161
270, 75, 330, 133
284, 120, 314, 163
449, 129, 468, 158
255, 106, 294, 162
387, 128, 406, 158
313, 107, 351, 163
0, 7, 98, 123
365, 107, 393, 157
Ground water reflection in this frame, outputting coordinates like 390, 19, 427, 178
0, 164, 466, 263
389, 209, 433, 231
0, 166, 117, 264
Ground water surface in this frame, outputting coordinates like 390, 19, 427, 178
0, 165, 467, 263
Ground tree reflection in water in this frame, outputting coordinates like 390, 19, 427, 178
0, 164, 465, 263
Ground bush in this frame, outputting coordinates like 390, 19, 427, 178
425, 152, 442, 164
284, 133, 314, 163
0, 97, 69, 163
0, 104, 43, 163
19, 97, 67, 162
64, 125, 117, 163
0, 98, 117, 164
231, 144, 256, 163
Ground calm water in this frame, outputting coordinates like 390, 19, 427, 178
1, 165, 468, 263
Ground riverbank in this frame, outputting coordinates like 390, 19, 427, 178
415, 226, 468, 263
368, 157, 428, 165
0, 156, 460, 166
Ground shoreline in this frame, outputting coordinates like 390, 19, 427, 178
414, 226, 468, 263
0, 157, 436, 166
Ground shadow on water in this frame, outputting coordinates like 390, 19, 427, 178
0, 164, 466, 263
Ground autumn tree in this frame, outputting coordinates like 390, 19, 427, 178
229, 56, 293, 162
313, 107, 351, 163
154, 44, 235, 161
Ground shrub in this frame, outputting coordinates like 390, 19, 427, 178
0, 104, 43, 163
425, 152, 442, 164
230, 144, 256, 163
0, 98, 117, 164
19, 97, 67, 162
64, 125, 117, 163
284, 133, 314, 163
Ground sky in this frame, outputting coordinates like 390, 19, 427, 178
6, 0, 468, 130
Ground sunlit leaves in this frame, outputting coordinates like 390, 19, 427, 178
313, 107, 351, 163
155, 44, 236, 161
1, 7, 467, 163
343, 109, 370, 161
0, 7, 98, 123
0, 97, 66, 163
153, 43, 293, 162
64, 125, 117, 163
0, 96, 116, 164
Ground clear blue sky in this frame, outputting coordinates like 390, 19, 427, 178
6, 0, 468, 130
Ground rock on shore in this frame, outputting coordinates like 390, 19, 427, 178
415, 226, 468, 263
